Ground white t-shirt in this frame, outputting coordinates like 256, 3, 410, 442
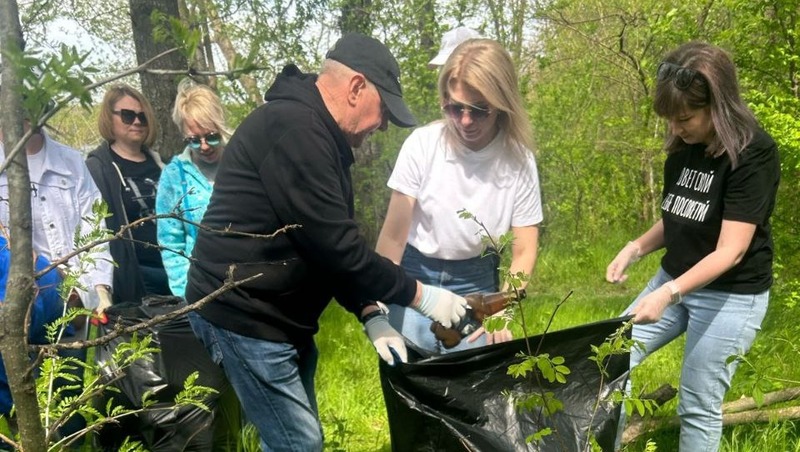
388, 121, 543, 260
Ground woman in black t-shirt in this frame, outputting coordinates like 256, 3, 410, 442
606, 42, 779, 451
87, 84, 171, 305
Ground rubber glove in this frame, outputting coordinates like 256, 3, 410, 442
364, 314, 407, 366
606, 241, 641, 283
413, 284, 468, 328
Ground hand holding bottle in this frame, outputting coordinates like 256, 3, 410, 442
431, 290, 525, 348
412, 284, 468, 328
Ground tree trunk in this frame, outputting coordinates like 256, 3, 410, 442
128, 0, 186, 161
0, 2, 48, 449
195, 0, 263, 105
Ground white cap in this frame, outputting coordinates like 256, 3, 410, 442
427, 26, 481, 68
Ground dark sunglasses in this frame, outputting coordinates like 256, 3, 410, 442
113, 109, 148, 126
184, 132, 222, 150
442, 102, 492, 122
656, 62, 699, 90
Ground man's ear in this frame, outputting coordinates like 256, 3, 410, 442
347, 73, 368, 106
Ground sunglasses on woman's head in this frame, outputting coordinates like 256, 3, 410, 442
442, 102, 492, 122
656, 62, 699, 90
113, 109, 148, 126
184, 132, 222, 150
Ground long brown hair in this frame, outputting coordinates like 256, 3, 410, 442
654, 42, 758, 167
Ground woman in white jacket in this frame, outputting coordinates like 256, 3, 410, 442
0, 125, 113, 312
0, 110, 113, 439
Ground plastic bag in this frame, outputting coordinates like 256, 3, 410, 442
379, 317, 630, 452
94, 296, 230, 451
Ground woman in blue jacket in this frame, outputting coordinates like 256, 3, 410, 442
156, 79, 231, 297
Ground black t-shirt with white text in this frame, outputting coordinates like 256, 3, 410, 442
660, 128, 779, 293
110, 151, 163, 268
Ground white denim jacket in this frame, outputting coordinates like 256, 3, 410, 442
0, 132, 113, 309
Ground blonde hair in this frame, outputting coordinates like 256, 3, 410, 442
97, 84, 158, 147
438, 39, 534, 153
172, 78, 232, 142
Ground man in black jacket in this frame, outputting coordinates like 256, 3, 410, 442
185, 33, 469, 450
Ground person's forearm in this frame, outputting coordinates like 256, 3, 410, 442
672, 248, 744, 296
631, 220, 666, 257
375, 191, 415, 264
375, 236, 406, 265
670, 221, 755, 297
410, 281, 423, 308
503, 226, 539, 291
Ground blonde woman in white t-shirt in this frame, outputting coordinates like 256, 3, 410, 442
376, 38, 543, 355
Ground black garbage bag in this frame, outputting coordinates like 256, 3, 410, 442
94, 296, 231, 451
379, 317, 630, 452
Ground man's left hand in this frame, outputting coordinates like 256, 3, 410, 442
364, 314, 407, 366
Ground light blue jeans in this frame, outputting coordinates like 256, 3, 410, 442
187, 312, 323, 452
622, 267, 768, 451
388, 245, 500, 355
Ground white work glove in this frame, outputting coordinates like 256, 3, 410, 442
606, 241, 641, 283
413, 284, 468, 328
364, 314, 407, 366
93, 285, 113, 325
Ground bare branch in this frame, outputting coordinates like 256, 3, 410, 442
33, 210, 299, 279
38, 265, 261, 351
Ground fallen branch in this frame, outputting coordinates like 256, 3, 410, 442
723, 387, 800, 414
623, 385, 800, 444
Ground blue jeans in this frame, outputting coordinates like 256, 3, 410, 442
388, 245, 500, 355
187, 312, 323, 452
622, 267, 768, 451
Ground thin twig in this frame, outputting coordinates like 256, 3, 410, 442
37, 266, 261, 351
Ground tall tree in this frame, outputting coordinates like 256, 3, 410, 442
0, 1, 49, 449
128, 0, 186, 160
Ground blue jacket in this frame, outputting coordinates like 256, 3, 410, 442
0, 236, 65, 415
155, 149, 214, 297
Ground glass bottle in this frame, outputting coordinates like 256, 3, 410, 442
430, 289, 526, 349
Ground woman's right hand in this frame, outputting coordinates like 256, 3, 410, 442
606, 241, 641, 283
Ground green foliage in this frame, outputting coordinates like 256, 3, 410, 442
528, 426, 553, 443
2, 45, 96, 123
151, 10, 202, 60
589, 322, 636, 377
30, 329, 218, 450
321, 413, 354, 452
513, 390, 564, 416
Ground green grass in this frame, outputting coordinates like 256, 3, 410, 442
314, 236, 800, 451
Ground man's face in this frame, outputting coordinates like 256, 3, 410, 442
346, 80, 388, 148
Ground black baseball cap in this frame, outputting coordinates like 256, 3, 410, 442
325, 33, 417, 128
